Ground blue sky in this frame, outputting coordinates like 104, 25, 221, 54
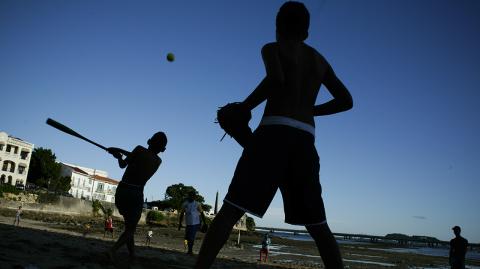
1, 0, 479, 242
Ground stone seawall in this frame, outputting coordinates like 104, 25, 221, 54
0, 194, 147, 223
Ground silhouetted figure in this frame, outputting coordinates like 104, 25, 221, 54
103, 215, 114, 239
13, 206, 22, 226
449, 226, 468, 269
195, 2, 352, 268
106, 132, 167, 264
145, 230, 153, 247
259, 232, 271, 262
178, 191, 207, 255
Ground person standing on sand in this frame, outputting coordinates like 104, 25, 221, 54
259, 232, 271, 262
106, 132, 167, 264
449, 226, 468, 269
145, 230, 153, 247
195, 2, 353, 268
103, 215, 114, 239
13, 205, 22, 226
178, 191, 207, 255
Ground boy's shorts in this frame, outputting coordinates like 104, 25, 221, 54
115, 182, 143, 223
224, 124, 327, 225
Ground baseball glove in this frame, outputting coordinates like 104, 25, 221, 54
216, 102, 253, 148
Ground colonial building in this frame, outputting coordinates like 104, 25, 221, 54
91, 174, 118, 203
61, 164, 93, 201
60, 162, 118, 203
0, 131, 34, 187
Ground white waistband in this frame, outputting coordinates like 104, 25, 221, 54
260, 116, 315, 136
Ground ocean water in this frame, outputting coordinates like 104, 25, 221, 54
270, 232, 480, 261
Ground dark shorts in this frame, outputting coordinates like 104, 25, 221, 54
104, 227, 113, 232
185, 224, 200, 242
224, 125, 326, 225
115, 183, 144, 224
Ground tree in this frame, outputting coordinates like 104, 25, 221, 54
164, 183, 210, 211
27, 147, 71, 193
246, 216, 256, 231
201, 204, 212, 212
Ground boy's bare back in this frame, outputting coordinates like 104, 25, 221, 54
262, 41, 328, 126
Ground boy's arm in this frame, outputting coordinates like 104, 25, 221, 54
178, 209, 185, 230
314, 64, 353, 116
107, 147, 130, 169
197, 203, 207, 224
242, 78, 270, 111
242, 43, 283, 111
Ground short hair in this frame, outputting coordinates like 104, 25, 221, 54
148, 132, 167, 147
276, 1, 310, 41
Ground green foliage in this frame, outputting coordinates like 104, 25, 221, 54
37, 192, 60, 204
246, 216, 256, 231
164, 183, 205, 211
201, 203, 212, 212
105, 207, 113, 217
92, 200, 104, 216
0, 183, 20, 196
27, 147, 71, 193
146, 210, 165, 223
147, 199, 171, 211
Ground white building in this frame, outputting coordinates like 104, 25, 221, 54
61, 164, 93, 200
60, 163, 118, 203
91, 174, 118, 203
0, 131, 34, 187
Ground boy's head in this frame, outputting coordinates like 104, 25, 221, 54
452, 226, 461, 236
276, 1, 310, 41
148, 131, 167, 153
187, 191, 196, 202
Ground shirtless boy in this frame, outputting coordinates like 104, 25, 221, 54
195, 2, 353, 268
106, 132, 167, 264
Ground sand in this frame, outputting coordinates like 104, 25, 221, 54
1, 207, 479, 269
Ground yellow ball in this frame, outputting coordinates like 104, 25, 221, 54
166, 53, 175, 62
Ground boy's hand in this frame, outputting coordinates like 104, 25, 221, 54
107, 147, 123, 159
216, 102, 253, 148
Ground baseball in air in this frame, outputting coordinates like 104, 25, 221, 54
166, 53, 175, 62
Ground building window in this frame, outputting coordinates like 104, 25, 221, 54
14, 146, 18, 154
6, 145, 11, 153
2, 162, 7, 171
18, 166, 26, 175
0, 144, 4, 151
96, 183, 104, 192
20, 151, 29, 160
7, 176, 12, 184
0, 175, 5, 183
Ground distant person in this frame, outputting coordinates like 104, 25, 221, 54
103, 215, 114, 239
106, 132, 167, 264
195, 2, 352, 268
259, 232, 271, 262
178, 191, 207, 255
83, 222, 92, 237
13, 205, 22, 226
449, 226, 468, 269
145, 230, 153, 247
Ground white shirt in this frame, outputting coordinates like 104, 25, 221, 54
183, 200, 201, 226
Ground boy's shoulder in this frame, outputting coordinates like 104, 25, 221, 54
261, 42, 325, 61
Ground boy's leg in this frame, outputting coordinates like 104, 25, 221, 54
109, 214, 139, 259
306, 224, 344, 269
187, 224, 200, 254
194, 203, 245, 269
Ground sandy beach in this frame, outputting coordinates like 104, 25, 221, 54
0, 207, 479, 269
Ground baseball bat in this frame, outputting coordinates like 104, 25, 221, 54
46, 118, 108, 151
